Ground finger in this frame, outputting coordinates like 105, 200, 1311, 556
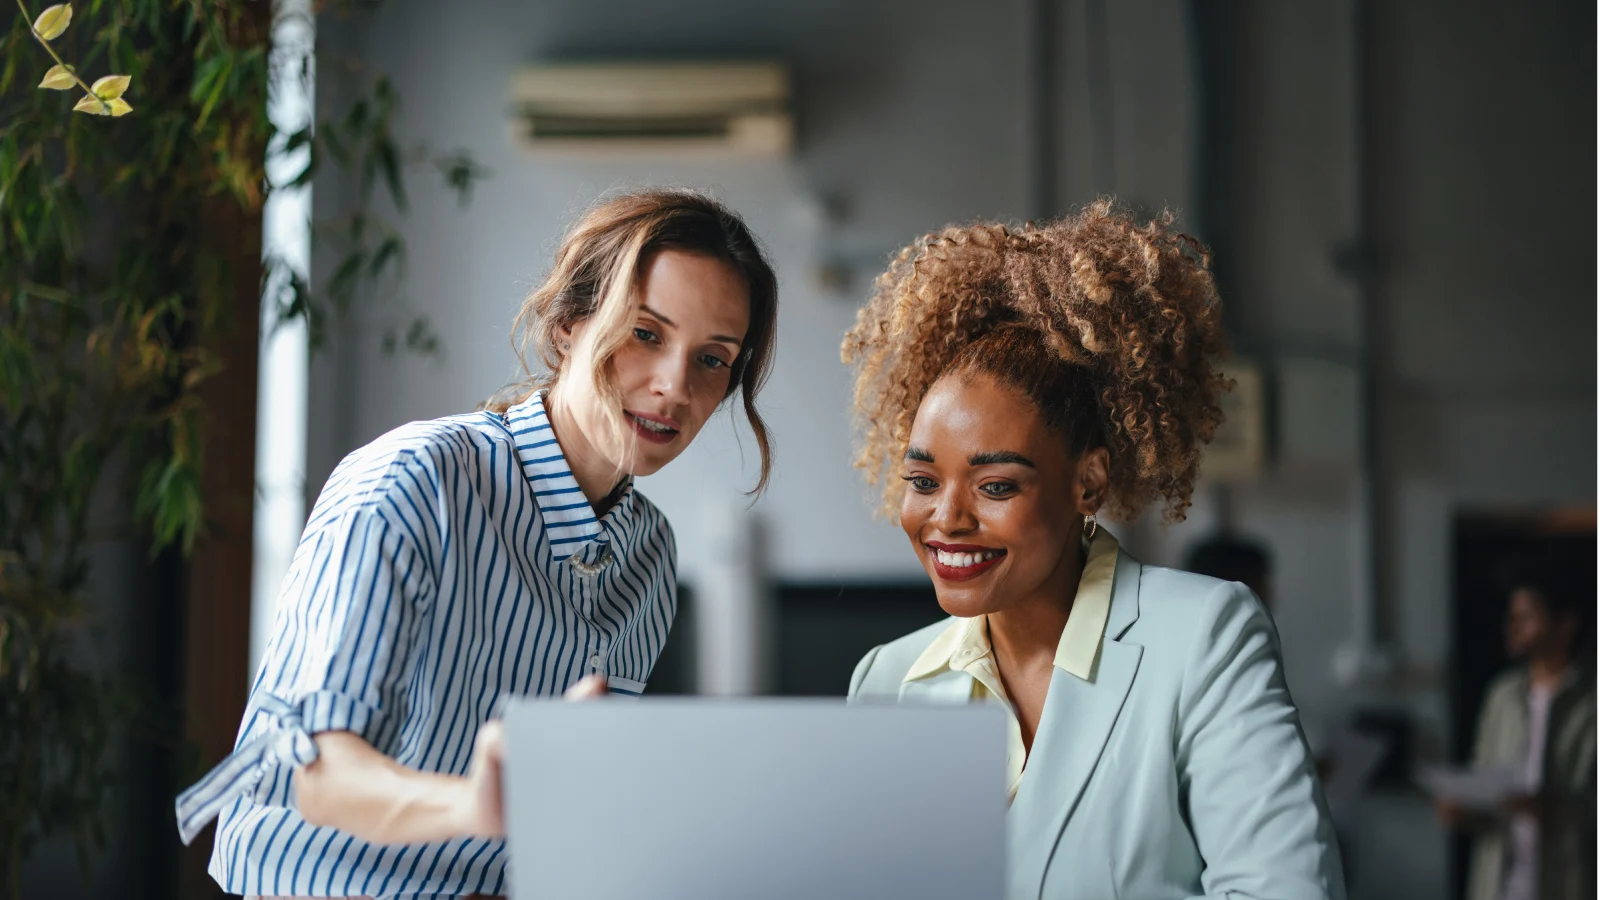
477, 720, 505, 760
564, 673, 608, 700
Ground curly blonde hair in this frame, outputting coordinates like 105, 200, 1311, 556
841, 199, 1231, 522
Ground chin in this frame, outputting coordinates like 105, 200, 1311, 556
930, 585, 998, 619
626, 449, 680, 478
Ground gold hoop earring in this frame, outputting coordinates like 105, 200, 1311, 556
1082, 514, 1098, 542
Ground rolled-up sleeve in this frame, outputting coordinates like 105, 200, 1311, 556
273, 509, 434, 743
175, 509, 433, 844
1175, 584, 1346, 900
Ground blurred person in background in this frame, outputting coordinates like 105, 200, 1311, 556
1183, 533, 1271, 612
173, 189, 780, 899
1440, 554, 1596, 900
842, 203, 1344, 899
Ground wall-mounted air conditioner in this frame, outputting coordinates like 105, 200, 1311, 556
508, 61, 792, 156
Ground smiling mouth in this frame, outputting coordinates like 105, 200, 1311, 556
627, 412, 679, 445
926, 544, 1006, 581
931, 547, 1003, 567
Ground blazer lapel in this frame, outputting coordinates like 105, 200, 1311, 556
1008, 550, 1144, 900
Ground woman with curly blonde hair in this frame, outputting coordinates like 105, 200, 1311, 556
843, 201, 1344, 900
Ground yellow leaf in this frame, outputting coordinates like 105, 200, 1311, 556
73, 93, 110, 115
32, 4, 71, 41
38, 64, 76, 90
106, 98, 132, 117
91, 74, 130, 100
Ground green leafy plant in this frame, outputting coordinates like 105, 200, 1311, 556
0, 2, 483, 895
17, 2, 133, 117
2, 6, 269, 893
267, 70, 489, 355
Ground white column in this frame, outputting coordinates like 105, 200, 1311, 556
250, 0, 314, 676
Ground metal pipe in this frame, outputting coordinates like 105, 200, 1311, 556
1029, 0, 1059, 220
1348, 0, 1388, 653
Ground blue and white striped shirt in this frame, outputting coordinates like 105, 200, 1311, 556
174, 392, 677, 898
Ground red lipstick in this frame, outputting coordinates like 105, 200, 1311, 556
925, 541, 1006, 582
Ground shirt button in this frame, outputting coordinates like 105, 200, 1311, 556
589, 654, 603, 670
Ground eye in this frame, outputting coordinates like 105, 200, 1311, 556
979, 481, 1016, 498
699, 353, 730, 371
901, 474, 938, 493
633, 327, 659, 343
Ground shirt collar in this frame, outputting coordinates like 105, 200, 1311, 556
502, 392, 633, 562
904, 528, 1121, 684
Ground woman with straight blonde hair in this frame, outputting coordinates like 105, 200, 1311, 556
175, 188, 779, 899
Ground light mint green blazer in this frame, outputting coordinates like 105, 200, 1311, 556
848, 547, 1346, 900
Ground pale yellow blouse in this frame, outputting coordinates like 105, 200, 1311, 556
902, 530, 1120, 800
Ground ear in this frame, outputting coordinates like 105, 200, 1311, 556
1074, 446, 1110, 517
555, 319, 583, 359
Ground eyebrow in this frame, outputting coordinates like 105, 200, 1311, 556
640, 305, 744, 347
905, 446, 934, 462
968, 450, 1035, 468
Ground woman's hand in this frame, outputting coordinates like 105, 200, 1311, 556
455, 675, 609, 838
459, 720, 508, 838
298, 676, 611, 844
565, 673, 609, 700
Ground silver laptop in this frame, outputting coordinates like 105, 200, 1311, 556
502, 698, 1006, 899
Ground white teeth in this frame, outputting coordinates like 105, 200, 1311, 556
631, 414, 673, 433
932, 548, 1002, 568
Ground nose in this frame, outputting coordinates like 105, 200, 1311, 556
928, 484, 977, 536
649, 349, 692, 407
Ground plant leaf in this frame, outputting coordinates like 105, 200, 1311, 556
435, 153, 489, 208
327, 251, 367, 310
284, 151, 317, 189
282, 125, 312, 153
192, 55, 233, 128
90, 74, 130, 100
368, 235, 404, 279
376, 138, 406, 212
106, 98, 132, 117
404, 316, 440, 356
33, 4, 72, 41
38, 64, 76, 90
320, 122, 350, 166
73, 94, 111, 115
188, 53, 226, 104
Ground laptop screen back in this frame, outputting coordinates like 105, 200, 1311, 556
503, 698, 1006, 900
